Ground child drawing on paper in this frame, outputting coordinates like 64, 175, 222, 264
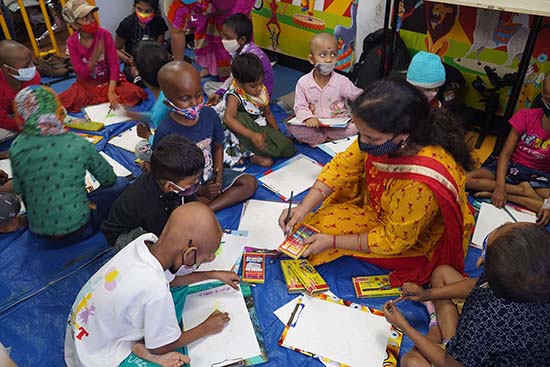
383, 222, 550, 366
466, 74, 550, 225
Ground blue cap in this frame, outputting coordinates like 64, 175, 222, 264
406, 51, 446, 89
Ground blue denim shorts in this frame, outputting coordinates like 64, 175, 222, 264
483, 157, 550, 188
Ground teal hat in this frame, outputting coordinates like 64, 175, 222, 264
406, 51, 446, 89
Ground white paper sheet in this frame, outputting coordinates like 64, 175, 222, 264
99, 152, 133, 178
281, 295, 391, 367
274, 296, 302, 325
193, 233, 247, 279
0, 159, 12, 178
183, 285, 262, 367
471, 202, 536, 248
318, 136, 357, 157
259, 154, 322, 200
238, 199, 296, 250
108, 126, 145, 152
82, 103, 131, 126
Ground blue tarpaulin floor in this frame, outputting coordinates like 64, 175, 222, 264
0, 64, 483, 366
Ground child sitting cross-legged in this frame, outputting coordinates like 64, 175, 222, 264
383, 222, 550, 367
224, 53, 296, 167
60, 0, 147, 112
289, 33, 363, 147
153, 61, 257, 209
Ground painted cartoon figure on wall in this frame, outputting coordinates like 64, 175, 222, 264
292, 0, 325, 30
462, 10, 529, 67
425, 2, 458, 57
266, 0, 282, 50
334, 0, 357, 72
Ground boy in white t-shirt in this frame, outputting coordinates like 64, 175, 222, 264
64, 202, 240, 367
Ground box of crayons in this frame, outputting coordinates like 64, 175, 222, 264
280, 260, 306, 293
242, 252, 266, 284
286, 259, 329, 294
278, 223, 319, 259
352, 275, 401, 298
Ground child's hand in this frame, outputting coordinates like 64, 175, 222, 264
305, 117, 320, 128
383, 300, 409, 330
200, 310, 230, 335
537, 208, 550, 226
213, 270, 240, 290
401, 283, 428, 302
206, 93, 221, 106
108, 89, 120, 110
251, 132, 267, 151
136, 123, 152, 140
491, 187, 507, 208
203, 181, 222, 199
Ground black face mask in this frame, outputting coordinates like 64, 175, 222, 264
543, 99, 550, 118
357, 133, 400, 156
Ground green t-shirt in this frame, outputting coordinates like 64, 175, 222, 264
10, 132, 116, 236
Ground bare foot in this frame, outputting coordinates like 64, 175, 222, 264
199, 69, 210, 78
249, 155, 273, 167
473, 191, 492, 198
147, 351, 190, 367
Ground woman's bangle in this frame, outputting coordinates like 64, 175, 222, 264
332, 235, 336, 249
357, 233, 363, 252
310, 186, 327, 200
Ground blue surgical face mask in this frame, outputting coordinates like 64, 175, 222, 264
164, 98, 204, 120
168, 180, 200, 197
357, 134, 400, 156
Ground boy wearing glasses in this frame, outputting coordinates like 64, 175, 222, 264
102, 135, 204, 251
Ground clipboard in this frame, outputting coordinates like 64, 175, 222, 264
278, 293, 403, 367
286, 116, 351, 128
317, 136, 357, 157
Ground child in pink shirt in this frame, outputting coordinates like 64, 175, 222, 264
289, 33, 363, 147
60, 0, 147, 112
467, 74, 550, 225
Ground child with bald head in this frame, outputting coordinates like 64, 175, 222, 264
153, 61, 257, 211
65, 202, 240, 367
0, 40, 40, 141
290, 33, 363, 147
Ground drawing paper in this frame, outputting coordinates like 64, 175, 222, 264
194, 233, 247, 274
108, 126, 146, 152
281, 295, 391, 367
82, 103, 131, 126
318, 136, 357, 157
259, 154, 322, 200
0, 159, 12, 178
287, 116, 350, 128
238, 199, 296, 250
471, 202, 536, 248
183, 285, 262, 367
99, 152, 133, 178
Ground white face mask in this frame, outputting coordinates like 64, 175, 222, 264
170, 263, 198, 277
4, 64, 37, 82
315, 62, 336, 76
222, 39, 241, 55
423, 89, 438, 102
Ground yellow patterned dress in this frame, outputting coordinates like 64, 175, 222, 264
303, 142, 474, 286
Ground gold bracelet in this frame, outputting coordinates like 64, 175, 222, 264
310, 186, 327, 200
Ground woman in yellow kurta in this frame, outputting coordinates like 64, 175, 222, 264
279, 79, 475, 286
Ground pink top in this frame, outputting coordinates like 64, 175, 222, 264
66, 28, 119, 83
510, 108, 550, 172
0, 69, 41, 131
294, 69, 363, 123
